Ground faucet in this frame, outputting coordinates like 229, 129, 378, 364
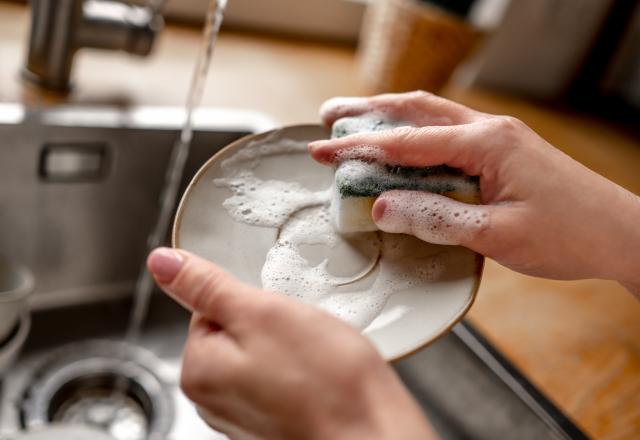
23, 0, 164, 92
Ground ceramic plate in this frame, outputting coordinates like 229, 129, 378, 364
173, 125, 483, 361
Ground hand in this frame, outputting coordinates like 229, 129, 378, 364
147, 248, 437, 440
309, 91, 640, 296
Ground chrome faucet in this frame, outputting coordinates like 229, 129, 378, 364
23, 0, 164, 92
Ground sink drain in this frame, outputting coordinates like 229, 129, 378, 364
19, 340, 174, 440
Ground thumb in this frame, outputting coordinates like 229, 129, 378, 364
373, 190, 490, 249
147, 247, 263, 326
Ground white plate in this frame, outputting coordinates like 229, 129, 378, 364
173, 125, 483, 361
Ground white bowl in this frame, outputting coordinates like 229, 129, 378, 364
0, 258, 34, 343
0, 309, 31, 377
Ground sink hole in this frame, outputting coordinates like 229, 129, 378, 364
48, 373, 150, 440
19, 341, 173, 440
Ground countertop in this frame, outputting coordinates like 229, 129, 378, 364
1, 2, 639, 439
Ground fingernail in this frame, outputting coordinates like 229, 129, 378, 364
372, 198, 387, 222
371, 194, 405, 235
148, 247, 185, 283
308, 140, 331, 150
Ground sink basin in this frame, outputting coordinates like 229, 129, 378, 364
0, 295, 587, 440
0, 104, 587, 440
0, 104, 274, 310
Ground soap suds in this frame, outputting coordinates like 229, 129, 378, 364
333, 145, 387, 164
214, 138, 448, 330
215, 172, 330, 227
214, 138, 330, 227
376, 190, 488, 246
262, 206, 445, 329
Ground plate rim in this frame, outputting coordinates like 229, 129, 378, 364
388, 253, 483, 363
173, 124, 329, 248
172, 124, 483, 362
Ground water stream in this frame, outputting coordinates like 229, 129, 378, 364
126, 0, 229, 343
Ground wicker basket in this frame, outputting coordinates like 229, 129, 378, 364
358, 0, 482, 94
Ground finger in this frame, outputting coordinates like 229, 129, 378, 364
197, 407, 243, 437
196, 407, 259, 440
183, 315, 241, 368
189, 312, 223, 337
372, 190, 491, 250
309, 123, 490, 174
147, 247, 264, 327
320, 91, 483, 127
181, 327, 244, 403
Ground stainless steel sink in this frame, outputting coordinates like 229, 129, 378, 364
0, 104, 273, 310
0, 105, 588, 440
0, 294, 588, 440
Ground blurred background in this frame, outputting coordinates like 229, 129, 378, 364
134, 0, 640, 122
0, 1, 639, 440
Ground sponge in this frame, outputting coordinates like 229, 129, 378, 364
330, 116, 479, 233
331, 115, 403, 139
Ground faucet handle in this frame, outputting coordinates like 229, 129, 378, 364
23, 0, 164, 92
79, 0, 164, 56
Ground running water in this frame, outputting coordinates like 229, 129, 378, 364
126, 0, 229, 342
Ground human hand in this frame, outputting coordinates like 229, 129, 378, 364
147, 247, 437, 440
309, 92, 640, 296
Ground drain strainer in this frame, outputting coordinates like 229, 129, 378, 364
19, 340, 173, 440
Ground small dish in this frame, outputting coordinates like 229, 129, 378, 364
173, 125, 483, 361
0, 309, 31, 377
0, 257, 34, 342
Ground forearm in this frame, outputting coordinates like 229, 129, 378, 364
603, 185, 640, 296
312, 365, 439, 440
366, 387, 439, 440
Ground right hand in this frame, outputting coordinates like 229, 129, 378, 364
308, 91, 640, 296
147, 248, 436, 440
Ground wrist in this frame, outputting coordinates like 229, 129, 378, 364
594, 185, 640, 291
616, 190, 640, 298
620, 281, 640, 300
312, 362, 437, 440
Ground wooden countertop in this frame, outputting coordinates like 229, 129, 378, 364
1, 2, 639, 438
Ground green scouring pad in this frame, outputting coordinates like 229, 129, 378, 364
331, 116, 479, 233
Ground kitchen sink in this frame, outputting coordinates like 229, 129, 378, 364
0, 295, 588, 440
0, 104, 273, 310
0, 105, 588, 439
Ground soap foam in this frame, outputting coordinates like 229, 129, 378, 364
335, 160, 387, 194
215, 136, 447, 330
261, 207, 339, 302
262, 206, 445, 329
312, 234, 446, 329
214, 138, 330, 227
333, 145, 387, 164
331, 114, 411, 139
376, 190, 488, 246
220, 136, 310, 173
215, 171, 330, 227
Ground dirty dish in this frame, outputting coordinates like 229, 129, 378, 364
173, 125, 483, 361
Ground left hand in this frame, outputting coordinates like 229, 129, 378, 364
309, 92, 640, 295
147, 247, 437, 440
